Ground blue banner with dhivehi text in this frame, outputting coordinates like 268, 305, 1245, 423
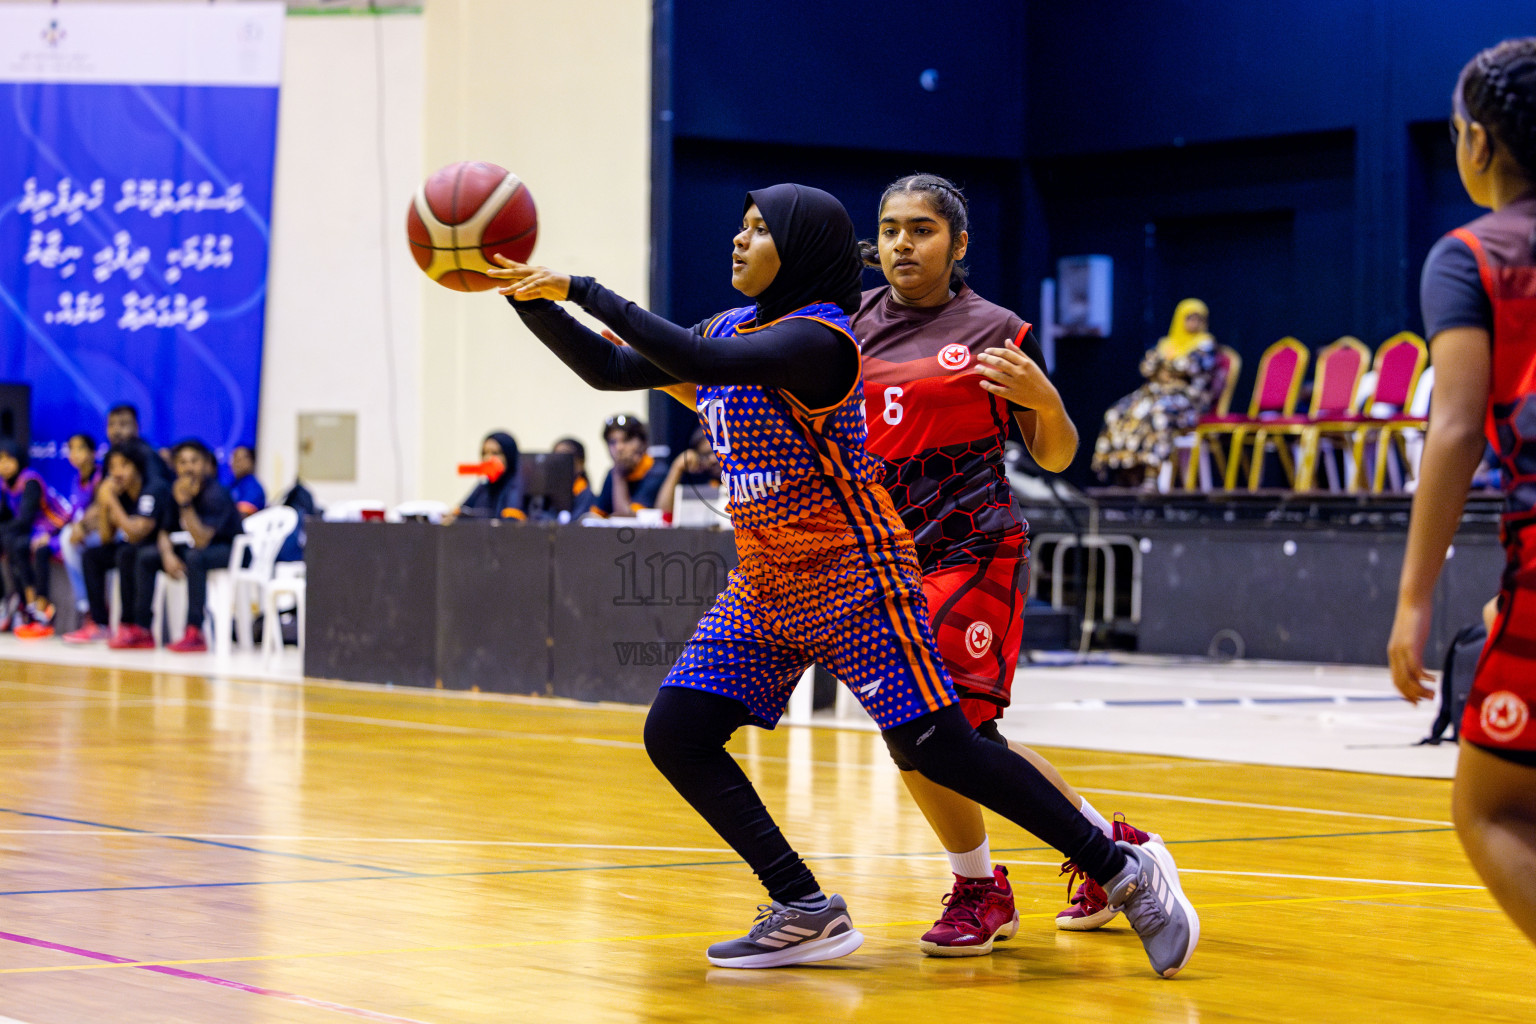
0, 1, 283, 495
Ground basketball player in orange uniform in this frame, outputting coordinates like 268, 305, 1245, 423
490, 183, 1195, 977
1389, 37, 1536, 949
853, 174, 1162, 954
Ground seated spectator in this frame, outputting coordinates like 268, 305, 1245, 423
657, 427, 722, 517
105, 402, 172, 484
58, 433, 104, 632
275, 479, 317, 563
228, 444, 265, 517
595, 414, 670, 517
0, 439, 72, 636
1092, 298, 1220, 488
149, 440, 242, 652
63, 443, 175, 646
552, 437, 595, 519
451, 431, 525, 521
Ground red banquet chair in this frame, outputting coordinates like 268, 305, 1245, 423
1346, 332, 1430, 492
1239, 336, 1371, 491
1184, 337, 1309, 491
1171, 345, 1241, 490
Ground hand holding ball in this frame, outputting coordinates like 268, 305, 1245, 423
406, 161, 537, 291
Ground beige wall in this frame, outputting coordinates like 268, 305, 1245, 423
418, 0, 652, 504
13, 1, 652, 506
262, 11, 425, 505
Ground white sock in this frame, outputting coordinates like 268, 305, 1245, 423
947, 838, 993, 880
1079, 798, 1113, 839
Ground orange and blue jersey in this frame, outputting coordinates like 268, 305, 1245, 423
695, 302, 885, 530
665, 302, 959, 730
3, 468, 71, 545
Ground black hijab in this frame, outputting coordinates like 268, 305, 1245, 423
463, 431, 522, 516
745, 184, 863, 324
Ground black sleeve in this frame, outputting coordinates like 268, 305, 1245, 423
509, 296, 681, 391
8, 480, 41, 532
567, 277, 859, 410
1421, 235, 1491, 340
194, 483, 241, 542
1016, 327, 1049, 372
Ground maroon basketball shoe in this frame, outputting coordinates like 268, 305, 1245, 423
167, 625, 207, 653
1056, 814, 1163, 932
918, 865, 1020, 957
107, 624, 155, 650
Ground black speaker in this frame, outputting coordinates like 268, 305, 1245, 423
0, 383, 29, 452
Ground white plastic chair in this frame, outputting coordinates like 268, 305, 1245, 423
224, 506, 299, 651
389, 499, 450, 523
263, 565, 306, 661
150, 531, 234, 651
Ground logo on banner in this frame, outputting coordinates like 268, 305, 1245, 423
42, 19, 65, 48
965, 620, 993, 658
1480, 691, 1531, 744
938, 344, 970, 371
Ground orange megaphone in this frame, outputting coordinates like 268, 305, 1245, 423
457, 460, 504, 482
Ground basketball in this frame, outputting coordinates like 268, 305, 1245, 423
406, 160, 538, 292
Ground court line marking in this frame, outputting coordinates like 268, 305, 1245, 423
0, 827, 1470, 898
1075, 788, 1453, 827
0, 886, 1485, 977
0, 807, 414, 876
0, 929, 437, 1023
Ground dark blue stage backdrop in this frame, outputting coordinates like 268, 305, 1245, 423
0, 2, 284, 497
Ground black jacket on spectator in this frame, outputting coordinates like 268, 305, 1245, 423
458, 432, 525, 518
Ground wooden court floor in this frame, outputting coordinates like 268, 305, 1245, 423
1, 658, 1532, 1023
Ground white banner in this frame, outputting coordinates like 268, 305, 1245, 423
0, 2, 284, 87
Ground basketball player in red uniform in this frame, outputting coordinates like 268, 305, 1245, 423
1389, 37, 1536, 949
489, 183, 1196, 977
854, 174, 1161, 954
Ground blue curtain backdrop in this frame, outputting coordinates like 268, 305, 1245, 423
0, 3, 282, 496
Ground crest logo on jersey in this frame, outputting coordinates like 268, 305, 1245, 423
965, 620, 993, 658
1481, 690, 1531, 744
937, 343, 971, 371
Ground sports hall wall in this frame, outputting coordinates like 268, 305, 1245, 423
265, 0, 649, 507
659, 0, 1531, 484
11, 0, 650, 507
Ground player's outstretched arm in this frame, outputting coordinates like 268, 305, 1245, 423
490, 258, 680, 392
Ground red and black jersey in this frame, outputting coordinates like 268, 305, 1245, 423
855, 284, 1044, 572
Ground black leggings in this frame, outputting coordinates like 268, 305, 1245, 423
2, 532, 49, 599
644, 687, 1127, 897
645, 686, 821, 904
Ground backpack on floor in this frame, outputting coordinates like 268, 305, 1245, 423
1421, 621, 1488, 745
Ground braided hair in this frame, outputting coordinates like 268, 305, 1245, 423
1457, 37, 1536, 182
858, 173, 971, 292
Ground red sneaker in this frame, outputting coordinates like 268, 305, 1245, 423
62, 619, 109, 644
108, 624, 155, 649
168, 625, 207, 653
1056, 814, 1162, 932
918, 866, 1019, 957
15, 620, 54, 639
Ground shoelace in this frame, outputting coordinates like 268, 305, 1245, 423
747, 903, 798, 940
936, 879, 997, 930
1059, 860, 1089, 903
1118, 871, 1168, 934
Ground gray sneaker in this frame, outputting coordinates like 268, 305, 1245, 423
1105, 839, 1200, 978
706, 895, 865, 968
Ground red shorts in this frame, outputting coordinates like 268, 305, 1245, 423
922, 557, 1025, 727
1463, 572, 1536, 754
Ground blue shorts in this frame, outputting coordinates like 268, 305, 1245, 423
663, 532, 957, 731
